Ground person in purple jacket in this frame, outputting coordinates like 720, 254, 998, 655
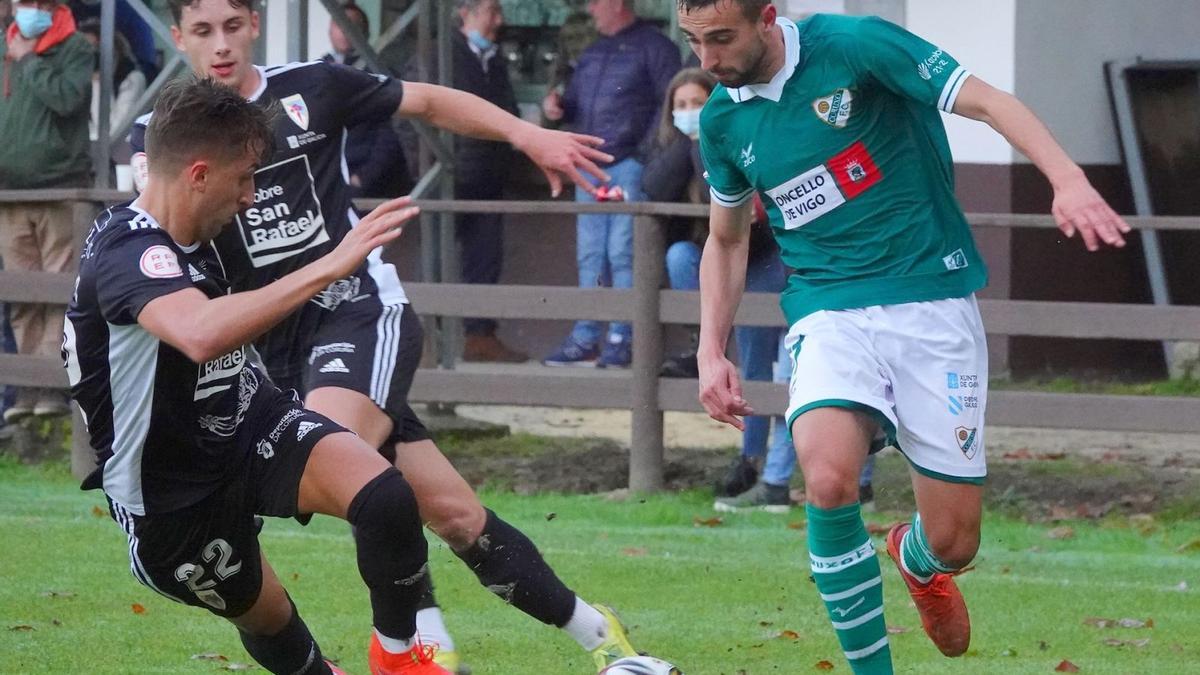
542, 0, 681, 368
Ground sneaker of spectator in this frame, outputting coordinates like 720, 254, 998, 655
542, 338, 599, 368
659, 350, 698, 378
597, 337, 631, 369
34, 390, 70, 417
713, 455, 759, 498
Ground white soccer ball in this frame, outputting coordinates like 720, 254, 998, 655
599, 656, 684, 675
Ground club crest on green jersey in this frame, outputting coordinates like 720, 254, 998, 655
813, 88, 853, 127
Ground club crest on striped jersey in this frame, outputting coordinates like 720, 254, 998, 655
280, 94, 310, 131
813, 88, 853, 127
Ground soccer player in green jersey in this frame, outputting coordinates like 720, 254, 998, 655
677, 1, 1130, 672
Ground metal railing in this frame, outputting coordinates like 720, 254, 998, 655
2, 191, 1200, 488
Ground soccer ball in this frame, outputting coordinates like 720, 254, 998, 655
599, 656, 684, 674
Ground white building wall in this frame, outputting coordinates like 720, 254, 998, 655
1014, 0, 1200, 165
906, 0, 1016, 165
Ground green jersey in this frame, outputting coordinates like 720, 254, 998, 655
699, 14, 987, 325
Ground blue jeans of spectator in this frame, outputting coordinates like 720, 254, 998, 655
736, 254, 787, 462
570, 157, 642, 347
664, 240, 787, 461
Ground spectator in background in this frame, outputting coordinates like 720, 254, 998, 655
78, 17, 145, 141
541, 0, 680, 368
0, 0, 12, 433
0, 0, 91, 422
449, 0, 528, 362
67, 0, 157, 80
321, 1, 413, 198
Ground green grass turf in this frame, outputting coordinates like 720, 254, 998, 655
2, 457, 1198, 674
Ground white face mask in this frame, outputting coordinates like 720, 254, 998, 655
672, 108, 701, 138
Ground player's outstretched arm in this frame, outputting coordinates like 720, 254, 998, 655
396, 81, 614, 197
697, 200, 755, 431
138, 198, 419, 363
952, 76, 1131, 251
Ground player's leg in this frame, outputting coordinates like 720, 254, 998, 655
785, 313, 896, 673
879, 296, 988, 657
230, 555, 342, 674
794, 409, 893, 674
295, 429, 444, 673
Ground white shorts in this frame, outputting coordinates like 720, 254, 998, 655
783, 295, 988, 484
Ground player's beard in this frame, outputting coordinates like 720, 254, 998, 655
713, 38, 769, 89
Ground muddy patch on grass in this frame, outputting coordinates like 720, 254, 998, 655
436, 431, 1200, 521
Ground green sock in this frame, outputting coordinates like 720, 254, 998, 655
807, 503, 892, 674
899, 513, 955, 583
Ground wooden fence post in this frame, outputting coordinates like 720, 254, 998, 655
630, 214, 665, 492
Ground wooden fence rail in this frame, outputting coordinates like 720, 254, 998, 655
1, 191, 1199, 488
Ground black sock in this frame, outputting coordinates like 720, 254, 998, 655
415, 569, 439, 611
455, 509, 576, 627
238, 597, 332, 675
348, 468, 429, 641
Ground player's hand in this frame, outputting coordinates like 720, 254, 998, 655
698, 351, 754, 431
1051, 174, 1131, 251
512, 124, 613, 198
322, 196, 419, 279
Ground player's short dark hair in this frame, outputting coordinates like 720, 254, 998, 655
145, 75, 275, 177
677, 0, 769, 21
340, 1, 369, 33
168, 0, 257, 26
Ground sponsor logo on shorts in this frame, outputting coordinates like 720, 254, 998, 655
946, 371, 979, 416
955, 426, 979, 460
766, 141, 881, 230
310, 277, 367, 311
236, 155, 329, 269
309, 342, 356, 365
943, 248, 969, 271
319, 358, 350, 374
269, 408, 305, 443
296, 421, 322, 441
256, 438, 274, 459
139, 245, 183, 279
812, 88, 853, 127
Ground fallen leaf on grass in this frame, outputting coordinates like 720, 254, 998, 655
40, 590, 75, 599
1084, 616, 1152, 629
620, 547, 648, 557
545, 512, 557, 522
777, 629, 801, 640
1054, 660, 1080, 672
758, 620, 774, 627
91, 505, 106, 517
1039, 640, 1050, 651
51, 619, 61, 627
1047, 526, 1075, 540
221, 662, 255, 670
191, 653, 229, 662
1000, 648, 1017, 657
815, 660, 834, 670
887, 625, 910, 635
1002, 448, 1033, 460
1117, 618, 1153, 629
693, 516, 723, 527
787, 521, 806, 530
865, 521, 902, 536
8, 625, 35, 632
1174, 581, 1189, 592
291, 573, 299, 581
131, 603, 146, 614
1102, 638, 1150, 648
1175, 538, 1200, 553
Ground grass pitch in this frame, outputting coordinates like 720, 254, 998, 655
2, 456, 1197, 674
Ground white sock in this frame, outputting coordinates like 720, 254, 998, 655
415, 606, 455, 652
562, 597, 608, 651
373, 627, 416, 654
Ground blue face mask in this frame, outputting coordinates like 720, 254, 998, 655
15, 7, 54, 39
672, 108, 701, 138
466, 29, 494, 52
